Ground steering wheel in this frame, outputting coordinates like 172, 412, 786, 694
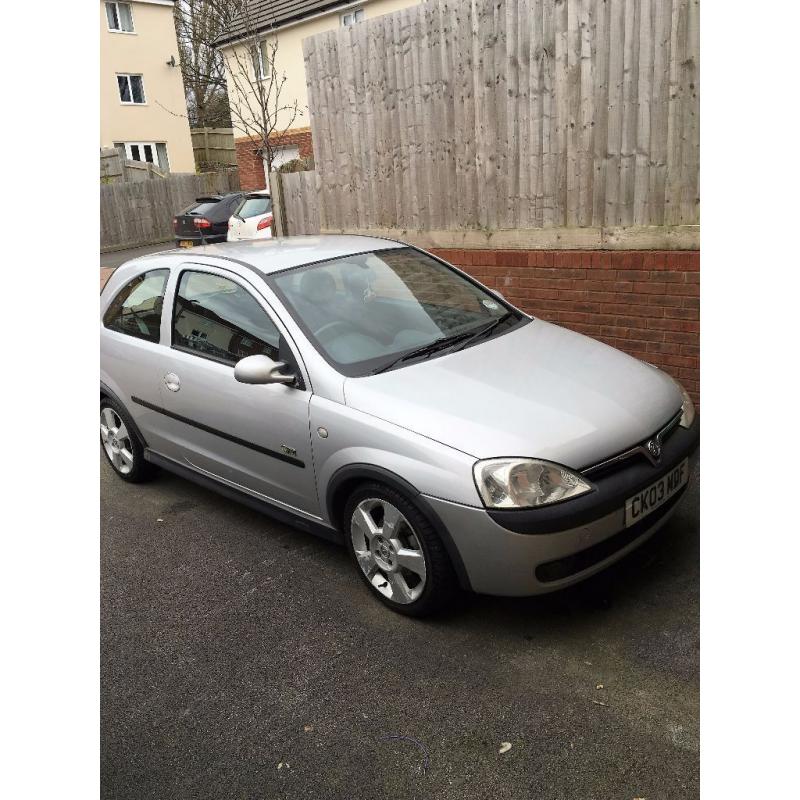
314, 320, 353, 343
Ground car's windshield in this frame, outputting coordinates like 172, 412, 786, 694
270, 247, 526, 376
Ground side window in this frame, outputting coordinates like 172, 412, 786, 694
103, 269, 168, 343
172, 271, 280, 365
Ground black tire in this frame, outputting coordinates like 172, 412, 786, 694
100, 395, 157, 483
343, 482, 459, 617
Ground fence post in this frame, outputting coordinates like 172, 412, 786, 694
272, 171, 289, 237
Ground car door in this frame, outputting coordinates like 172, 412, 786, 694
153, 264, 319, 517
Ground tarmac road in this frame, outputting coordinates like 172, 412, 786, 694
101, 454, 700, 800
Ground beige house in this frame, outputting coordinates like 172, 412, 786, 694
216, 0, 420, 190
100, 0, 194, 173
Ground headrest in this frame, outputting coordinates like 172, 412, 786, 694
342, 267, 369, 299
300, 270, 336, 304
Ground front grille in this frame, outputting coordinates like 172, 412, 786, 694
534, 488, 685, 583
582, 410, 682, 480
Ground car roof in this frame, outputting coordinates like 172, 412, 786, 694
143, 235, 406, 276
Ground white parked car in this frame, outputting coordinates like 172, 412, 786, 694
226, 191, 273, 241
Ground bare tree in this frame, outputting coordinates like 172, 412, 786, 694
217, 1, 303, 188
173, 0, 232, 129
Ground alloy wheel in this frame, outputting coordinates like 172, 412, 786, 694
100, 407, 134, 475
350, 498, 427, 604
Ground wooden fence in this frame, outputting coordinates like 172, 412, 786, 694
191, 127, 237, 169
300, 0, 699, 242
270, 170, 322, 236
100, 169, 240, 252
100, 148, 167, 184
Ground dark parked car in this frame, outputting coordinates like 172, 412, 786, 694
173, 192, 244, 248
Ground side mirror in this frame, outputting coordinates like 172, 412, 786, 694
234, 355, 296, 386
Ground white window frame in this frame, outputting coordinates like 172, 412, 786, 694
341, 8, 365, 27
251, 40, 268, 81
117, 73, 146, 105
114, 141, 170, 171
105, 1, 135, 34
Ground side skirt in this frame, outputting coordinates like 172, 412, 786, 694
144, 448, 343, 545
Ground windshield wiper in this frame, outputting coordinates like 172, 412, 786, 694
452, 312, 515, 352
372, 331, 475, 374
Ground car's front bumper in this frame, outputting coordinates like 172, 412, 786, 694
425, 416, 699, 596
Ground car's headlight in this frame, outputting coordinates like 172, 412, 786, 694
473, 458, 593, 509
677, 381, 696, 429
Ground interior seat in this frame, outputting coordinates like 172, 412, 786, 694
294, 270, 340, 332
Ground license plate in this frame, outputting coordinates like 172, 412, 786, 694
625, 458, 689, 527
179, 240, 194, 248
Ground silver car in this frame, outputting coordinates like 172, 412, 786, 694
100, 236, 699, 616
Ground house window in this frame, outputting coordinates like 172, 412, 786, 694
341, 8, 365, 26
251, 41, 268, 80
114, 141, 170, 171
117, 74, 145, 104
106, 2, 134, 33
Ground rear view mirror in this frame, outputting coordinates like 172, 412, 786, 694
234, 355, 295, 386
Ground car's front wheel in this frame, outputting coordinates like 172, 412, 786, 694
100, 397, 155, 483
344, 483, 458, 616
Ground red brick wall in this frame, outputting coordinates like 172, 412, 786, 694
235, 129, 315, 191
429, 249, 700, 405
234, 139, 266, 191
277, 128, 314, 160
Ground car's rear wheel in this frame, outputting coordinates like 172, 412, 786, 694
344, 483, 458, 616
100, 397, 155, 483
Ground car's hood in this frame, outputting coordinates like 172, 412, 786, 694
343, 319, 683, 469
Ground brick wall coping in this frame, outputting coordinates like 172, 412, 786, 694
234, 127, 312, 143
318, 226, 699, 251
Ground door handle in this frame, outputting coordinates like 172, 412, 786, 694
164, 372, 180, 392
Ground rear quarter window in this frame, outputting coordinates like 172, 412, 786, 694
103, 269, 169, 343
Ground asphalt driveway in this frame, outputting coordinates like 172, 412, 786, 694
101, 455, 700, 799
